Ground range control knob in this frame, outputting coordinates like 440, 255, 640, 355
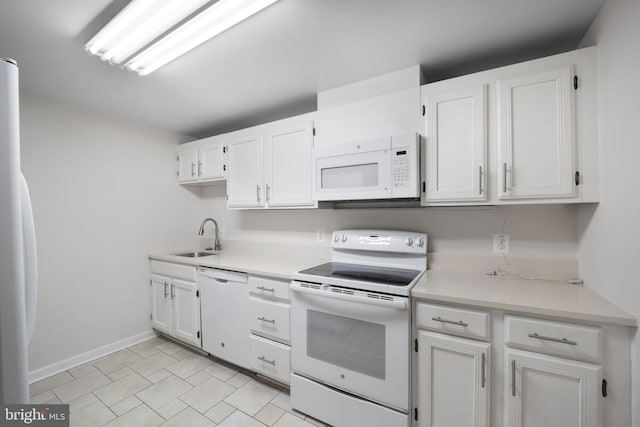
416, 237, 425, 247
405, 236, 414, 246
334, 234, 340, 243
341, 234, 348, 243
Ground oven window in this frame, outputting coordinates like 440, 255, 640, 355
307, 310, 385, 379
321, 163, 379, 189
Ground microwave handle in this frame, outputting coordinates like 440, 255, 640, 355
290, 282, 408, 310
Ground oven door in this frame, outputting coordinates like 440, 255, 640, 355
290, 281, 410, 412
313, 137, 392, 201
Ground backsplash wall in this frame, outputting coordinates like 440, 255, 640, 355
199, 185, 579, 259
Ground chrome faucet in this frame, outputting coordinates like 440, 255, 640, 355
198, 218, 222, 251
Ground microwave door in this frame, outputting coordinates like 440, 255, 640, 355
315, 149, 391, 201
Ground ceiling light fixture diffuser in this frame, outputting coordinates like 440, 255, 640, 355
85, 0, 280, 76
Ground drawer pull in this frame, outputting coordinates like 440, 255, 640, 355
432, 316, 468, 327
511, 360, 516, 397
258, 316, 276, 324
257, 286, 275, 293
258, 355, 276, 366
481, 352, 486, 389
528, 332, 577, 346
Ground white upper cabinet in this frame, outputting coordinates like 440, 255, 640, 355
497, 68, 575, 200
177, 136, 226, 185
423, 85, 487, 203
226, 131, 265, 208
265, 121, 314, 207
225, 114, 316, 210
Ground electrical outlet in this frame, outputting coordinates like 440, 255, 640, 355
316, 229, 325, 242
493, 233, 510, 254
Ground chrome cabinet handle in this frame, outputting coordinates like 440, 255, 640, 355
170, 283, 175, 300
164, 282, 168, 298
257, 316, 276, 324
502, 162, 507, 193
198, 161, 202, 176
511, 359, 516, 397
479, 166, 483, 195
258, 356, 276, 366
256, 184, 261, 203
528, 332, 578, 346
191, 162, 196, 177
257, 286, 275, 293
266, 184, 271, 203
481, 352, 486, 389
431, 316, 468, 327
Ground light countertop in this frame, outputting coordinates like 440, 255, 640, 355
412, 269, 637, 327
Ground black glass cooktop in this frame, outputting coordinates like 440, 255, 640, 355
298, 262, 421, 287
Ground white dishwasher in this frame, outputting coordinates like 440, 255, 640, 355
199, 267, 250, 369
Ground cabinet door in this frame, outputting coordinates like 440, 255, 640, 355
265, 121, 314, 207
172, 279, 201, 347
424, 85, 487, 203
505, 348, 601, 427
198, 139, 225, 181
226, 133, 264, 208
498, 68, 576, 200
177, 146, 198, 183
418, 330, 490, 427
151, 275, 172, 334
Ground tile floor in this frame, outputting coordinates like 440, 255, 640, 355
30, 336, 330, 427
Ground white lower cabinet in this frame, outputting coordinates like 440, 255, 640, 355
504, 348, 601, 427
150, 261, 201, 348
417, 330, 490, 427
248, 276, 291, 384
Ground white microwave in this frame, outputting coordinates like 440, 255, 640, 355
313, 133, 420, 201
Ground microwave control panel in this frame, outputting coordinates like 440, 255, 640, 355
392, 147, 411, 188
390, 133, 419, 197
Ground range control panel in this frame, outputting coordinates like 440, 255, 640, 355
331, 229, 427, 255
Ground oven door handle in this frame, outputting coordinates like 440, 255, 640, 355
290, 282, 408, 310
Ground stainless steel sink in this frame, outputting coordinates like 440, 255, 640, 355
174, 251, 217, 258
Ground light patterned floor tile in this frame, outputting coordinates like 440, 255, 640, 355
204, 361, 238, 382
30, 371, 74, 397
301, 415, 327, 427
108, 366, 136, 382
69, 398, 116, 427
30, 390, 61, 404
69, 363, 100, 379
95, 349, 144, 375
53, 370, 112, 403
204, 401, 236, 424
130, 337, 162, 358
94, 373, 151, 406
110, 395, 143, 416
255, 403, 285, 426
273, 412, 318, 427
160, 407, 217, 427
224, 379, 280, 416
165, 354, 212, 379
226, 372, 252, 388
186, 370, 212, 386
155, 340, 184, 356
270, 391, 293, 412
130, 352, 179, 377
145, 369, 173, 384
135, 375, 192, 410
218, 410, 267, 427
102, 404, 164, 427
179, 376, 236, 413
68, 393, 100, 413
156, 399, 188, 420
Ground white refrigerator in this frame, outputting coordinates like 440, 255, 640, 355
0, 58, 38, 404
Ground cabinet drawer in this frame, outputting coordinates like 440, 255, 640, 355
504, 315, 602, 363
249, 276, 290, 302
250, 334, 290, 384
416, 302, 490, 341
250, 297, 290, 344
150, 261, 197, 282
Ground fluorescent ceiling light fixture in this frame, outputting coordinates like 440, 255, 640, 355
85, 0, 280, 76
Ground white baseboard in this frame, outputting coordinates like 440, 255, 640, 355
29, 330, 157, 384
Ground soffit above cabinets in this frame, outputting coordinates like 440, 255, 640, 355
0, 0, 604, 138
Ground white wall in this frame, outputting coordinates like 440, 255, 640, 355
578, 0, 640, 424
20, 93, 204, 374
201, 185, 579, 260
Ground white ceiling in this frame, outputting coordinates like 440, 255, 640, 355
0, 0, 604, 138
